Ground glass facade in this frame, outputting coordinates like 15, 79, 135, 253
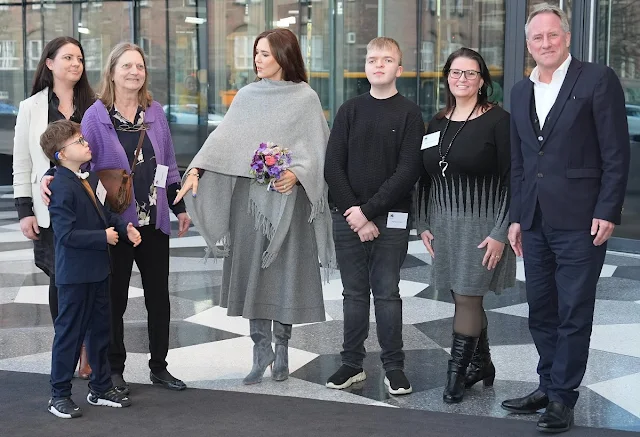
0, 0, 509, 163
0, 2, 25, 152
595, 0, 640, 241
1, 0, 639, 245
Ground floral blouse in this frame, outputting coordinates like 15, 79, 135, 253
110, 106, 158, 226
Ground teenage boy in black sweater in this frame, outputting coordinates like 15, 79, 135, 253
324, 37, 425, 395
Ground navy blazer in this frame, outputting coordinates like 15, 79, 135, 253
48, 166, 129, 285
510, 58, 630, 231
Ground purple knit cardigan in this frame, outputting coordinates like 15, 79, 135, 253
81, 100, 181, 236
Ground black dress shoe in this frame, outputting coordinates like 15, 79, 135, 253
501, 389, 549, 413
111, 373, 130, 395
150, 369, 187, 391
537, 401, 574, 433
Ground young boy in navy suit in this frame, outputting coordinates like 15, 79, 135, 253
41, 120, 141, 418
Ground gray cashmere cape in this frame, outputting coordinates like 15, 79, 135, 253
184, 79, 335, 272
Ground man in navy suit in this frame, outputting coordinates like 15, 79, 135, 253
501, 3, 630, 433
42, 120, 141, 419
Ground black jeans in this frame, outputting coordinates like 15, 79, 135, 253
109, 225, 170, 375
332, 211, 409, 371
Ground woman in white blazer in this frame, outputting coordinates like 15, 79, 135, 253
12, 36, 95, 376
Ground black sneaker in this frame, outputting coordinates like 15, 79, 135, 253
325, 364, 366, 389
48, 397, 82, 419
384, 369, 412, 395
111, 373, 130, 395
87, 387, 132, 408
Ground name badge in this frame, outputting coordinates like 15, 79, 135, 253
154, 164, 169, 188
387, 212, 408, 229
421, 131, 440, 150
96, 180, 107, 206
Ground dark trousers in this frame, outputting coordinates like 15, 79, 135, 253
109, 225, 170, 374
332, 212, 408, 371
50, 279, 111, 398
43, 230, 85, 365
32, 225, 58, 321
521, 207, 606, 408
49, 275, 58, 321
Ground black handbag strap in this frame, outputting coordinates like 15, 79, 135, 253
129, 129, 146, 176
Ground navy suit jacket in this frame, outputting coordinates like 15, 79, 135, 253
48, 166, 129, 285
510, 58, 630, 231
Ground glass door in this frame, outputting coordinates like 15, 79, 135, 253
77, 2, 133, 91
137, 0, 203, 167
596, 0, 640, 242
421, 0, 506, 123
272, 0, 332, 119
0, 2, 24, 167
524, 0, 572, 76
337, 0, 417, 109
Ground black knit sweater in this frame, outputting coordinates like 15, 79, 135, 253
324, 92, 425, 220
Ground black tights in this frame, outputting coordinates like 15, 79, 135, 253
451, 291, 487, 337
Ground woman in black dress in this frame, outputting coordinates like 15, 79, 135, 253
416, 48, 516, 403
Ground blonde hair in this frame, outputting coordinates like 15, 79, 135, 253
525, 3, 571, 39
98, 42, 153, 109
366, 37, 403, 66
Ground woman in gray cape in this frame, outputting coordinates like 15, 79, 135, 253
174, 28, 334, 385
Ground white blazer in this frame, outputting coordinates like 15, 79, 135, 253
12, 88, 51, 228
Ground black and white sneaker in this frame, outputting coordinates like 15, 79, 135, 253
87, 387, 132, 408
48, 397, 82, 419
384, 369, 412, 395
326, 364, 366, 390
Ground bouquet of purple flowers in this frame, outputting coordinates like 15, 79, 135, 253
250, 142, 292, 192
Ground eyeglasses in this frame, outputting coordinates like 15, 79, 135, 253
60, 136, 86, 151
448, 69, 481, 80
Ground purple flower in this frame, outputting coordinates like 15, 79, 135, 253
249, 142, 292, 186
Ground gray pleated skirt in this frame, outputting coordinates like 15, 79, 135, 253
426, 175, 517, 296
219, 177, 326, 324
429, 211, 516, 296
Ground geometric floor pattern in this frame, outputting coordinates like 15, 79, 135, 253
1, 185, 639, 432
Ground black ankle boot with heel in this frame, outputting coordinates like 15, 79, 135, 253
443, 332, 479, 404
465, 327, 495, 388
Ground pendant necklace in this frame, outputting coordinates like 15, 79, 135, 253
437, 103, 478, 177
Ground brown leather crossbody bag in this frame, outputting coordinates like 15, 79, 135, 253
96, 129, 145, 214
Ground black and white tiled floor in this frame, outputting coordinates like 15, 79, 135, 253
0, 185, 639, 432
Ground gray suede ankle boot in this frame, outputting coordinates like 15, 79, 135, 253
243, 319, 275, 385
272, 321, 292, 381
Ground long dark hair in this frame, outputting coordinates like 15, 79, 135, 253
31, 36, 95, 117
253, 29, 308, 83
438, 47, 494, 119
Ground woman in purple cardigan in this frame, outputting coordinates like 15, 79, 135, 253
44, 42, 191, 394
85, 42, 191, 393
